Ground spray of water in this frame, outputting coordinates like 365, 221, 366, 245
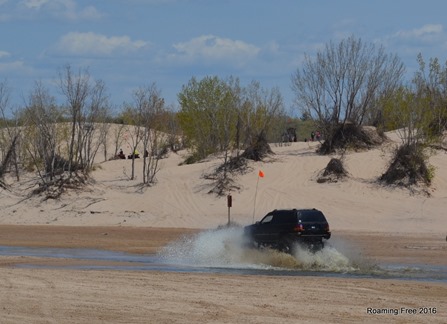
158, 227, 377, 273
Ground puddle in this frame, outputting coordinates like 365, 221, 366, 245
0, 227, 446, 282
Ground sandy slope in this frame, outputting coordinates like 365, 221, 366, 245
1, 131, 446, 234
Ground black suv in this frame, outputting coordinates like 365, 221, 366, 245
243, 208, 331, 253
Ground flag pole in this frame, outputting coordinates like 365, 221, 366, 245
252, 176, 260, 223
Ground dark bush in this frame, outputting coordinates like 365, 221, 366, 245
379, 143, 432, 186
317, 158, 348, 183
241, 132, 273, 161
318, 124, 385, 154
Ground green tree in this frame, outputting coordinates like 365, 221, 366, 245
412, 54, 447, 137
382, 55, 447, 147
238, 81, 284, 160
178, 76, 284, 162
178, 76, 239, 162
178, 76, 285, 195
379, 55, 447, 188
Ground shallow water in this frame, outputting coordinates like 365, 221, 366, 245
1, 227, 446, 282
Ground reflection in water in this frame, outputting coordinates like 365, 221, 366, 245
0, 227, 446, 282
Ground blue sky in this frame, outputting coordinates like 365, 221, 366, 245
1, 0, 446, 114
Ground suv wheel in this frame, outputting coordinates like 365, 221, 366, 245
278, 236, 295, 255
308, 240, 324, 252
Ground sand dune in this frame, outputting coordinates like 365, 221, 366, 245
1, 131, 446, 235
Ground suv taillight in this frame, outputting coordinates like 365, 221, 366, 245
325, 224, 330, 232
294, 224, 304, 232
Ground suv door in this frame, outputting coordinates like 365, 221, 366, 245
255, 210, 297, 243
272, 210, 298, 240
252, 213, 275, 242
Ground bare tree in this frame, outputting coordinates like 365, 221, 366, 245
111, 123, 127, 158
0, 80, 21, 182
59, 65, 111, 173
22, 81, 62, 183
132, 84, 167, 185
291, 36, 404, 153
80, 80, 111, 169
120, 105, 144, 180
98, 120, 112, 162
0, 134, 20, 189
59, 64, 90, 176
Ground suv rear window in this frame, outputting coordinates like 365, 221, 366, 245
298, 210, 327, 222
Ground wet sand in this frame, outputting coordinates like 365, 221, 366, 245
0, 225, 445, 265
0, 225, 446, 323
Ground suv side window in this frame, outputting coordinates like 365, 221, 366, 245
260, 214, 273, 224
272, 210, 296, 224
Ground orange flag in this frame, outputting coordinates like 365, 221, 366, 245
258, 170, 265, 178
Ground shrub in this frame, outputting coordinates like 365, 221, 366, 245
379, 143, 432, 187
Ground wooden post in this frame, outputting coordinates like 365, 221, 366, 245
227, 194, 232, 225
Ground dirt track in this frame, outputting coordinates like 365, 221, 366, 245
0, 226, 446, 323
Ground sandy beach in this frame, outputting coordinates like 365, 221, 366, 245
1, 131, 446, 323
0, 226, 446, 323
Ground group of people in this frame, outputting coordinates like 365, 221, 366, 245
304, 130, 321, 142
117, 149, 149, 160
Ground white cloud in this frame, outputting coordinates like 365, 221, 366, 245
55, 32, 148, 56
264, 41, 280, 54
0, 0, 12, 21
0, 60, 30, 73
172, 35, 260, 63
20, 0, 48, 9
395, 24, 443, 40
19, 0, 103, 20
78, 5, 102, 20
0, 50, 11, 58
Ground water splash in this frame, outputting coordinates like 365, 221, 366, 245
159, 227, 258, 268
158, 227, 373, 273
